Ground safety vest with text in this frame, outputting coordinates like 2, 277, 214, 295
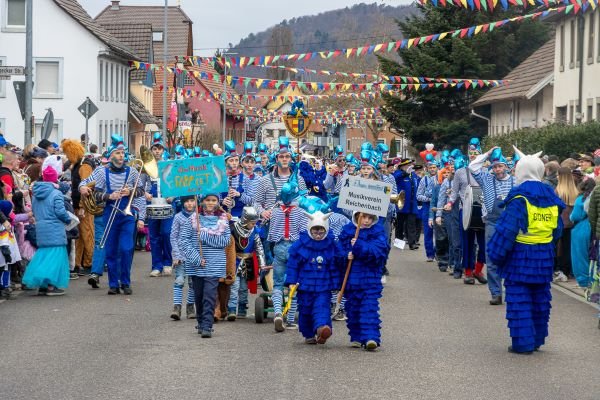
511, 195, 558, 245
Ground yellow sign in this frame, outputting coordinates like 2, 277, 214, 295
283, 114, 313, 139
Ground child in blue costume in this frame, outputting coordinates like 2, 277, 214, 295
487, 147, 564, 354
285, 211, 342, 345
338, 212, 390, 351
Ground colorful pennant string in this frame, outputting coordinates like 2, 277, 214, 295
417, 0, 597, 12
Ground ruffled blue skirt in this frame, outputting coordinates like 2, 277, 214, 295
22, 246, 69, 289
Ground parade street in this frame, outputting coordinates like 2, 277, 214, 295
1, 247, 599, 400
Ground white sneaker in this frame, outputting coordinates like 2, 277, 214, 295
163, 266, 173, 276
381, 275, 387, 285
553, 271, 568, 282
150, 269, 161, 277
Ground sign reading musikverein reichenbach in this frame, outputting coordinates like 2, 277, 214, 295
338, 176, 392, 218
158, 156, 229, 198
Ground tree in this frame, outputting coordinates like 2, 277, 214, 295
266, 25, 295, 80
379, 5, 550, 150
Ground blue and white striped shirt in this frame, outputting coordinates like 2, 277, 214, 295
253, 171, 307, 215
267, 205, 308, 243
416, 175, 437, 203
329, 213, 350, 240
469, 154, 515, 216
436, 178, 453, 217
80, 165, 144, 203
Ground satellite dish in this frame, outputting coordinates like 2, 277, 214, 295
41, 108, 54, 140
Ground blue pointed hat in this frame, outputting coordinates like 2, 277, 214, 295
258, 143, 268, 155
361, 142, 373, 152
468, 137, 482, 153
376, 143, 389, 156
454, 156, 467, 170
278, 136, 291, 154
425, 153, 437, 166
107, 134, 127, 156
280, 181, 300, 205
201, 149, 211, 157
334, 145, 344, 159
224, 140, 239, 160
489, 148, 507, 166
150, 132, 164, 149
185, 148, 194, 158
345, 153, 356, 164
174, 144, 187, 159
193, 146, 201, 158
450, 148, 463, 161
242, 142, 254, 159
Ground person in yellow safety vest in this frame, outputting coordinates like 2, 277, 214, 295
487, 146, 565, 355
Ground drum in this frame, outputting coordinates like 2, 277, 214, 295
462, 185, 485, 231
147, 197, 174, 220
260, 268, 274, 292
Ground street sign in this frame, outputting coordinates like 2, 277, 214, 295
78, 97, 98, 119
0, 66, 25, 76
338, 176, 392, 218
0, 76, 10, 80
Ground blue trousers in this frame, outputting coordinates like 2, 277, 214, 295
345, 285, 383, 345
228, 275, 248, 313
298, 291, 332, 339
485, 223, 502, 297
104, 210, 135, 289
148, 217, 173, 272
420, 203, 435, 259
445, 206, 462, 270
505, 281, 551, 352
461, 225, 485, 272
91, 216, 106, 276
191, 276, 219, 332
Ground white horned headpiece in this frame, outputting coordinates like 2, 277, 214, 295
513, 146, 544, 184
305, 211, 333, 240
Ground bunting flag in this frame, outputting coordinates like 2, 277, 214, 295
417, 0, 597, 11
133, 64, 509, 93
167, 5, 577, 67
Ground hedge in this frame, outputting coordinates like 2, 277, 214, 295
482, 122, 600, 159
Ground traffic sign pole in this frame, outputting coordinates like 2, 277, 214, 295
85, 98, 90, 149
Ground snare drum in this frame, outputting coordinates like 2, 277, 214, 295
147, 204, 174, 219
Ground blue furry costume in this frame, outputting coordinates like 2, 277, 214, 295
285, 231, 342, 340
487, 181, 564, 353
337, 218, 390, 346
298, 161, 328, 202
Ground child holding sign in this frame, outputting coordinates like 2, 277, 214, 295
338, 212, 390, 351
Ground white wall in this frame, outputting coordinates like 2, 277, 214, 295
0, 0, 129, 149
554, 12, 600, 123
489, 88, 553, 136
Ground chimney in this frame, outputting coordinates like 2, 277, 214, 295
111, 1, 120, 10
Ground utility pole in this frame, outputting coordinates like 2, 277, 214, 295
162, 0, 168, 142
24, 0, 33, 145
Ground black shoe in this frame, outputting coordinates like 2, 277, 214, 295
409, 244, 418, 250
463, 277, 475, 285
489, 295, 503, 305
82, 267, 92, 276
75, 266, 85, 276
382, 266, 390, 276
201, 330, 212, 338
88, 274, 100, 289
107, 287, 120, 295
453, 270, 463, 279
438, 266, 448, 272
171, 304, 182, 320
508, 346, 532, 355
121, 286, 132, 295
473, 273, 488, 284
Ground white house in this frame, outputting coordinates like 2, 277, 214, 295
472, 38, 555, 136
0, 0, 138, 149
553, 10, 600, 123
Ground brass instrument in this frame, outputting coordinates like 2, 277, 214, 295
139, 145, 159, 179
390, 190, 406, 210
81, 181, 104, 216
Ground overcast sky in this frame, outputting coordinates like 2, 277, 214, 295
80, 0, 412, 55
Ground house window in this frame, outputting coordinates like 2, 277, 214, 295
376, 139, 385, 145
34, 119, 62, 143
152, 31, 163, 42
0, 56, 6, 97
569, 104, 574, 124
597, 100, 600, 121
122, 67, 126, 102
556, 106, 567, 123
587, 103, 593, 122
110, 63, 114, 101
99, 60, 104, 100
98, 120, 103, 148
104, 62, 109, 101
34, 58, 63, 98
570, 20, 576, 68
3, 0, 26, 31
560, 25, 565, 71
577, 18, 583, 66
184, 74, 195, 86
589, 13, 595, 63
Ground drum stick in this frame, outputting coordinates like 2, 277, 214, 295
335, 212, 361, 315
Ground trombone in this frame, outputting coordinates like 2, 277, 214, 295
99, 159, 145, 249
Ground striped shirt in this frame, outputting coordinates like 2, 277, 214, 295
381, 173, 398, 217
436, 178, 453, 217
469, 154, 515, 216
449, 167, 480, 206
416, 175, 437, 203
329, 213, 350, 240
170, 211, 230, 278
324, 170, 348, 194
267, 205, 308, 243
252, 171, 307, 215
80, 165, 144, 203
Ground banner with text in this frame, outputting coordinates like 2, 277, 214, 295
338, 176, 392, 218
158, 156, 228, 198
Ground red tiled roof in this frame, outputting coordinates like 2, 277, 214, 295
101, 23, 153, 80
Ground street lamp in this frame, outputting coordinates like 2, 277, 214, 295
221, 51, 238, 146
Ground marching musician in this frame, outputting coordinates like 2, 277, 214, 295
416, 156, 439, 263
393, 158, 420, 250
145, 133, 175, 278
445, 138, 487, 285
79, 135, 145, 295
323, 145, 347, 194
468, 146, 515, 306
438, 158, 461, 278
221, 141, 259, 219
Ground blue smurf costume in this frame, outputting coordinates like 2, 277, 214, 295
487, 147, 564, 354
337, 211, 390, 350
285, 211, 342, 344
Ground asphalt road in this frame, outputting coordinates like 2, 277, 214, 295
1, 246, 599, 400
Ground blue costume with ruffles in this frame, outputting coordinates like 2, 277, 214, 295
487, 181, 564, 353
337, 219, 390, 346
285, 231, 342, 339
